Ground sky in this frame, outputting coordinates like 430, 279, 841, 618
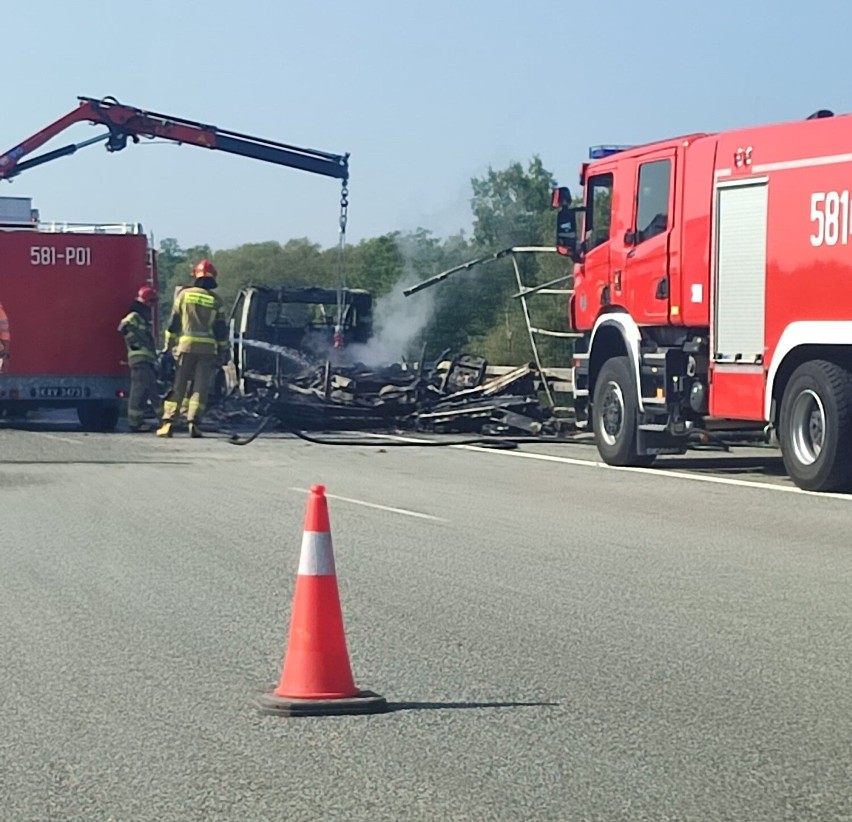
3, 0, 852, 251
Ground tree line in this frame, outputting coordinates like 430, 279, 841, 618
156, 155, 575, 367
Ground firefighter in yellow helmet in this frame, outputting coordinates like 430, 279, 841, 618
156, 260, 230, 438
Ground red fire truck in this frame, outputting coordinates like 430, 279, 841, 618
0, 197, 155, 429
552, 108, 852, 492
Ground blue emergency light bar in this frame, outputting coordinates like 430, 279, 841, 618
588, 145, 633, 160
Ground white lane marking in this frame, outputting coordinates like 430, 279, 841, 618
288, 487, 447, 522
356, 433, 852, 502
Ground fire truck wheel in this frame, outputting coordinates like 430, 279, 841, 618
76, 402, 120, 433
592, 356, 655, 467
779, 359, 852, 492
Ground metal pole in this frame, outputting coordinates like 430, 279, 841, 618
511, 253, 555, 409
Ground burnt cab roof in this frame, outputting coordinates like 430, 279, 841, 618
245, 285, 372, 306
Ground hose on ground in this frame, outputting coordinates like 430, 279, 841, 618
224, 415, 589, 449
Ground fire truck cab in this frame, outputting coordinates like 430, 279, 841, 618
554, 109, 852, 492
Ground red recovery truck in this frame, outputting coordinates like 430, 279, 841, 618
551, 108, 852, 492
0, 198, 155, 429
0, 96, 350, 429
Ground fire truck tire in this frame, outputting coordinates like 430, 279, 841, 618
76, 402, 120, 432
779, 359, 852, 492
592, 356, 655, 467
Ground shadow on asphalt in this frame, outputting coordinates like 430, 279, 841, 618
0, 410, 155, 434
1, 423, 92, 433
655, 454, 788, 477
386, 701, 558, 712
0, 420, 239, 438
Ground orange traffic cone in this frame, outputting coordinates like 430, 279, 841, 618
257, 484, 387, 717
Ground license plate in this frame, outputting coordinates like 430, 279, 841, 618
37, 386, 85, 399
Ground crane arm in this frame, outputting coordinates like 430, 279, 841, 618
0, 96, 349, 182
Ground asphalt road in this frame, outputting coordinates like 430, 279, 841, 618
1, 417, 851, 821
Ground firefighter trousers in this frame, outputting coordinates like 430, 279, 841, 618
162, 351, 217, 424
128, 362, 159, 429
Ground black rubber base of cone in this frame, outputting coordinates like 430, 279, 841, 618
256, 690, 388, 717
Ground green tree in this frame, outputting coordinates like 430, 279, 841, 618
325, 233, 405, 299
417, 156, 572, 365
470, 156, 556, 248
212, 238, 331, 306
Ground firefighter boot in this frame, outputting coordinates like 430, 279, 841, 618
189, 422, 203, 439
156, 421, 174, 438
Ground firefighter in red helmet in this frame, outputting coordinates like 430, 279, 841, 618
157, 259, 230, 438
118, 285, 160, 432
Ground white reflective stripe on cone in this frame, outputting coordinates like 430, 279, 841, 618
297, 531, 336, 576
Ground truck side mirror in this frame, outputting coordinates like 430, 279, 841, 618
624, 230, 637, 246
551, 186, 572, 208
552, 186, 585, 259
556, 206, 578, 260
556, 204, 584, 259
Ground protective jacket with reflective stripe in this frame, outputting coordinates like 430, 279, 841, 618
118, 303, 157, 365
165, 284, 229, 355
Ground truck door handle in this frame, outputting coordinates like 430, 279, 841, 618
627, 249, 636, 259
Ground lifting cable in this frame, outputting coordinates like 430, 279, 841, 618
334, 179, 349, 348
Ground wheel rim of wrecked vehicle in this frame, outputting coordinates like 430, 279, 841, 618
790, 388, 825, 466
599, 380, 625, 446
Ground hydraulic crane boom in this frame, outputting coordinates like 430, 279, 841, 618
0, 95, 349, 182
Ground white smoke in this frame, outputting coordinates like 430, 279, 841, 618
346, 266, 437, 367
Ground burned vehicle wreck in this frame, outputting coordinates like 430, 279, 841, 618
224, 285, 374, 396
212, 265, 572, 438
219, 343, 564, 437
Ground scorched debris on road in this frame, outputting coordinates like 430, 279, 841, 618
214, 343, 570, 437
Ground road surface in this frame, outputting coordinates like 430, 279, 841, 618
1, 418, 851, 821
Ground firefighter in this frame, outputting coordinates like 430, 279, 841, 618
118, 286, 160, 432
0, 299, 9, 372
156, 259, 230, 439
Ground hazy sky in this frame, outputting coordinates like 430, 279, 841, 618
3, 0, 849, 250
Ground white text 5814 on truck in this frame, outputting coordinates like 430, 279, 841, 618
553, 108, 852, 492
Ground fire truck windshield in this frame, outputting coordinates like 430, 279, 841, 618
636, 159, 671, 243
